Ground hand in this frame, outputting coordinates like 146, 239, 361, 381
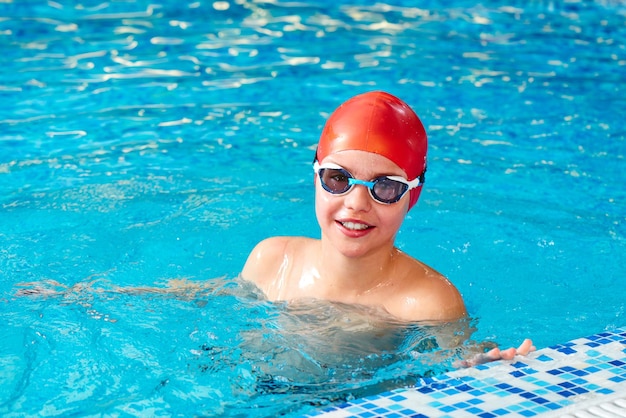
456, 339, 536, 368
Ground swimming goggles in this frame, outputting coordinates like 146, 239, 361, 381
313, 162, 424, 204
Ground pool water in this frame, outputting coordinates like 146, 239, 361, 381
1, 0, 625, 416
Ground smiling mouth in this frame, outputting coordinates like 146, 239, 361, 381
339, 221, 371, 231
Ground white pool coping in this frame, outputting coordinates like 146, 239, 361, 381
306, 327, 626, 417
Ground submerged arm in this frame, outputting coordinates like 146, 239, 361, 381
456, 338, 536, 368
425, 319, 536, 369
14, 277, 228, 300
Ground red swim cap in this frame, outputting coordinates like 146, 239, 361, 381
316, 91, 427, 210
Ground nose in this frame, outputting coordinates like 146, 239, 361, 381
343, 183, 372, 211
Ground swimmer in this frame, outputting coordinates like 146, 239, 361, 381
242, 91, 534, 365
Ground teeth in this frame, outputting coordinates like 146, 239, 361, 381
341, 221, 369, 230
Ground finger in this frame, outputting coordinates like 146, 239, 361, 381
516, 339, 535, 356
498, 347, 517, 360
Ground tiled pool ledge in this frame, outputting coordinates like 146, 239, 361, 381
307, 327, 626, 417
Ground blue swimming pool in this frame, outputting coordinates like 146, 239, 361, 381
1, 0, 625, 416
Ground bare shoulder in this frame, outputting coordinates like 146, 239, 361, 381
241, 236, 314, 287
241, 237, 288, 283
388, 252, 467, 322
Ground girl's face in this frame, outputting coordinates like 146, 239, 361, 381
314, 150, 410, 259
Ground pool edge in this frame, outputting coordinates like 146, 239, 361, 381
305, 326, 626, 417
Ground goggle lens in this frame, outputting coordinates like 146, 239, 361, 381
370, 177, 409, 203
318, 168, 351, 194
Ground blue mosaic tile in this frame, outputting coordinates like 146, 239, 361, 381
389, 394, 406, 402
598, 387, 614, 395
306, 326, 626, 418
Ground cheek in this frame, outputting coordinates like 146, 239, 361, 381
380, 202, 409, 231
314, 184, 330, 223
315, 184, 342, 228
398, 198, 410, 216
